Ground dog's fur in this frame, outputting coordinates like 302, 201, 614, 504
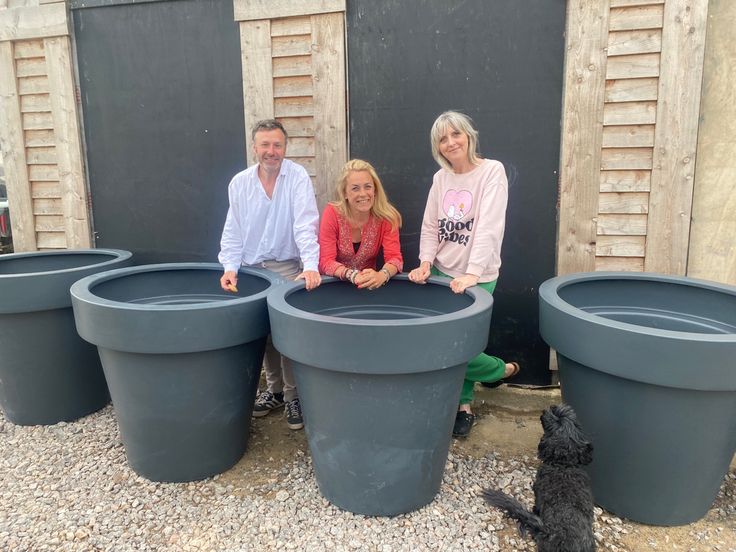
483, 404, 596, 552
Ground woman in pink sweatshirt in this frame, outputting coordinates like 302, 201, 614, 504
408, 111, 520, 438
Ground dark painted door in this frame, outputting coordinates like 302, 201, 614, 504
347, 1, 566, 384
72, 0, 245, 264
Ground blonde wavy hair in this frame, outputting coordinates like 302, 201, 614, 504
331, 159, 402, 231
430, 111, 481, 172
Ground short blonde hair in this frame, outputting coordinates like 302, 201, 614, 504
331, 159, 402, 230
430, 111, 481, 172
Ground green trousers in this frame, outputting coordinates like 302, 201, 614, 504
430, 267, 506, 405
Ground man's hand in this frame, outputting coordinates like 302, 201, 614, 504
297, 270, 322, 291
220, 270, 238, 292
408, 261, 432, 284
450, 274, 479, 294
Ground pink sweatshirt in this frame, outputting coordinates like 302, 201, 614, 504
418, 159, 508, 283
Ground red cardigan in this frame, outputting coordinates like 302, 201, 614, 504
318, 203, 403, 276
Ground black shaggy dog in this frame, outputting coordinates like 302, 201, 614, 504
483, 404, 596, 552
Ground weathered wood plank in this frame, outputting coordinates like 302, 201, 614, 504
596, 235, 646, 256
311, 12, 347, 212
234, 0, 345, 22
599, 191, 649, 213
605, 77, 658, 102
288, 156, 316, 176
602, 124, 655, 147
595, 256, 645, 271
646, 0, 708, 274
28, 163, 58, 180
240, 20, 274, 165
13, 39, 44, 59
286, 136, 315, 157
603, 101, 656, 125
19, 92, 50, 112
45, 36, 91, 248
610, 0, 664, 6
272, 55, 312, 77
271, 34, 312, 58
278, 116, 315, 137
35, 231, 67, 248
22, 110, 53, 129
15, 57, 47, 77
600, 169, 651, 192
34, 214, 64, 231
273, 75, 314, 98
274, 96, 314, 117
24, 128, 54, 146
25, 145, 56, 163
597, 213, 648, 235
606, 53, 660, 79
0, 41, 37, 250
601, 147, 653, 170
270, 16, 311, 37
687, 0, 735, 284
556, 0, 609, 274
33, 197, 62, 215
30, 180, 61, 198
0, 3, 68, 41
17, 75, 49, 94
609, 5, 664, 32
607, 29, 662, 56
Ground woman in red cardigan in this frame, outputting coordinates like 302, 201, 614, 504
318, 159, 403, 289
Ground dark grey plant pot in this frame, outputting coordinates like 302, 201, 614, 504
71, 263, 280, 482
539, 271, 736, 526
267, 275, 493, 516
0, 249, 132, 425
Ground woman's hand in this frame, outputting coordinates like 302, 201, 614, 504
296, 270, 322, 291
355, 268, 386, 290
450, 274, 479, 294
408, 261, 432, 284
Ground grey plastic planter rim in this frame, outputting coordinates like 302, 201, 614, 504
267, 274, 494, 374
71, 263, 280, 354
0, 249, 133, 313
539, 271, 736, 391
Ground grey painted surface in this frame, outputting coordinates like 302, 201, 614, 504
72, 0, 246, 264
347, 0, 566, 384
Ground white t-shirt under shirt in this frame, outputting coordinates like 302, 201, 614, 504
418, 158, 508, 283
218, 159, 320, 273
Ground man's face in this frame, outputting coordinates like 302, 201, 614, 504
253, 129, 287, 173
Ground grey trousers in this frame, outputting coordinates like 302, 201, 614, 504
253, 259, 300, 402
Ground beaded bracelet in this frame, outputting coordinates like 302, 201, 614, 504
380, 268, 391, 285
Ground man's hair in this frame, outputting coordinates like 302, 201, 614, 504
251, 119, 288, 142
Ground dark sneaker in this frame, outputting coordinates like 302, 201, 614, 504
285, 398, 304, 430
452, 411, 475, 438
252, 391, 284, 417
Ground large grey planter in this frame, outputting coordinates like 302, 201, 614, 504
539, 271, 736, 526
71, 263, 279, 482
0, 249, 132, 425
267, 275, 493, 516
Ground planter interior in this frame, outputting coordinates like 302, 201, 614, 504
268, 276, 493, 515
71, 264, 278, 482
539, 272, 736, 526
0, 249, 132, 425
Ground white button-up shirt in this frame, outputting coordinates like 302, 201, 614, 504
218, 159, 320, 273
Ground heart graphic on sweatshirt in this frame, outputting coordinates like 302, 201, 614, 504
442, 189, 473, 221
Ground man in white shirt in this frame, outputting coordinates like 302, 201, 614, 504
218, 119, 321, 430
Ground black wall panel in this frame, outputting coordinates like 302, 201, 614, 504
73, 0, 245, 264
347, 1, 566, 384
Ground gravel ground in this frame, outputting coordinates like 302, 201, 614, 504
0, 404, 734, 551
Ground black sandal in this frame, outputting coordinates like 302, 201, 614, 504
453, 411, 475, 437
481, 361, 521, 388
